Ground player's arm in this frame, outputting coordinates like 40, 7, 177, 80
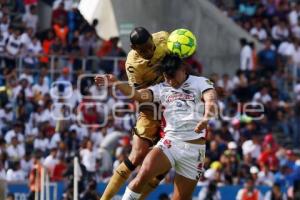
94, 74, 153, 103
116, 82, 153, 103
194, 88, 218, 133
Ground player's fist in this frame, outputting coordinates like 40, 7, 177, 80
94, 74, 117, 86
194, 119, 208, 133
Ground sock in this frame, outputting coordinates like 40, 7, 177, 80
122, 187, 141, 200
139, 174, 165, 200
100, 159, 136, 200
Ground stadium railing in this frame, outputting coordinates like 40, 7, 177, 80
0, 54, 126, 83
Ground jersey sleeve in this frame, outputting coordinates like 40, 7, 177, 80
125, 61, 143, 88
197, 77, 214, 95
148, 84, 160, 102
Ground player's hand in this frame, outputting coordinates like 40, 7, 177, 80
94, 74, 117, 86
194, 119, 209, 133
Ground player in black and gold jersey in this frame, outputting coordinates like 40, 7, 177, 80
98, 27, 169, 200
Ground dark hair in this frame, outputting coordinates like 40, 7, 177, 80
240, 38, 248, 46
130, 27, 151, 45
160, 54, 183, 77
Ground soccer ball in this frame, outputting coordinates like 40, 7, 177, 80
167, 28, 197, 58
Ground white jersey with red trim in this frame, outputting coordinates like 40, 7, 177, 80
149, 75, 214, 141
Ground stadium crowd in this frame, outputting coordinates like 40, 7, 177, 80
0, 0, 299, 199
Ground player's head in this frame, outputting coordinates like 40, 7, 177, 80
161, 54, 187, 88
130, 27, 155, 60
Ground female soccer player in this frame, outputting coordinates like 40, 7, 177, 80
95, 54, 218, 200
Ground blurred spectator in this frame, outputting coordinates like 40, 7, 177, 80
28, 152, 42, 200
271, 20, 289, 45
80, 179, 99, 200
33, 132, 50, 153
53, 18, 69, 45
186, 55, 203, 75
20, 151, 33, 178
198, 180, 221, 200
249, 42, 257, 71
24, 0, 37, 14
23, 34, 42, 69
67, 37, 83, 71
40, 30, 54, 64
6, 136, 25, 161
258, 39, 277, 76
57, 67, 72, 82
257, 164, 275, 186
44, 147, 58, 176
258, 142, 279, 172
236, 177, 263, 200
97, 37, 126, 74
53, 0, 74, 11
240, 38, 253, 71
80, 140, 97, 180
6, 161, 25, 182
264, 183, 287, 200
79, 30, 97, 57
250, 166, 259, 185
52, 2, 67, 25
0, 15, 9, 33
250, 21, 267, 41
5, 27, 22, 71
291, 20, 300, 39
22, 5, 38, 32
253, 85, 272, 104
52, 155, 67, 181
288, 3, 300, 27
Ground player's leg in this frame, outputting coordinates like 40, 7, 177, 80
172, 173, 198, 200
171, 141, 206, 200
139, 173, 166, 200
122, 147, 172, 200
100, 134, 150, 200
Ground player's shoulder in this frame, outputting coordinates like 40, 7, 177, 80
126, 50, 142, 68
152, 31, 169, 42
189, 75, 210, 82
189, 75, 214, 86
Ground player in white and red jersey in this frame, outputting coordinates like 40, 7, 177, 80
95, 54, 218, 200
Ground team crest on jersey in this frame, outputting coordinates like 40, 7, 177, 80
163, 139, 172, 148
205, 79, 214, 85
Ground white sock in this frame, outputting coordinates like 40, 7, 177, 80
122, 187, 141, 200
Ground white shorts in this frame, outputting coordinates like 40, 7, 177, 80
155, 137, 206, 181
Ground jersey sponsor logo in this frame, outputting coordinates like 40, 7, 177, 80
166, 93, 194, 103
